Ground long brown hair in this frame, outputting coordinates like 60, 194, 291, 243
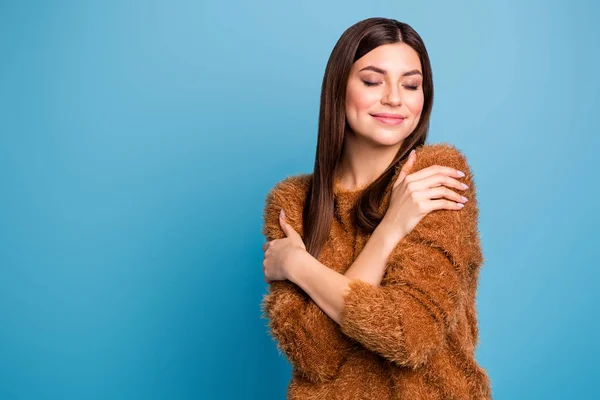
302, 18, 434, 259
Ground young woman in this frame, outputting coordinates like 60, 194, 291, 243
261, 17, 492, 399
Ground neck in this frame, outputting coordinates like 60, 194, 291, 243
334, 131, 403, 190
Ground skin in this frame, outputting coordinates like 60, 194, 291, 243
336, 42, 424, 190
262, 43, 469, 324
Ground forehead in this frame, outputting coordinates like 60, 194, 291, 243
353, 43, 422, 75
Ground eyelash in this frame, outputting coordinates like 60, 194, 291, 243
362, 80, 419, 90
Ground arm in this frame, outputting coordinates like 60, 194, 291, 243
260, 176, 354, 383
285, 220, 400, 324
286, 231, 469, 370
261, 176, 404, 381
344, 218, 401, 286
284, 145, 483, 369
339, 145, 483, 368
339, 242, 467, 368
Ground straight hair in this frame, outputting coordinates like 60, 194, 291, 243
303, 17, 434, 259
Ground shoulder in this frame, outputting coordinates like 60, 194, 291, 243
398, 142, 483, 267
410, 142, 479, 201
262, 173, 312, 240
413, 142, 474, 174
265, 173, 312, 206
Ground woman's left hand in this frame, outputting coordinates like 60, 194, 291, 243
262, 209, 307, 283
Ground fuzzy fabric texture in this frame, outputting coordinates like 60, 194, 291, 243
261, 143, 493, 400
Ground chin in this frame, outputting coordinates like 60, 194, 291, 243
347, 120, 410, 146
366, 128, 408, 147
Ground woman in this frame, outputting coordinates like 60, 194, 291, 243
261, 17, 492, 399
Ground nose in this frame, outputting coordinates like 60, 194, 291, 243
382, 84, 403, 106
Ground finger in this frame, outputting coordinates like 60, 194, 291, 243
279, 209, 304, 244
279, 209, 300, 239
278, 209, 290, 237
408, 173, 469, 193
262, 241, 270, 252
422, 198, 465, 214
394, 149, 417, 188
405, 164, 465, 183
420, 186, 468, 204
393, 170, 407, 189
401, 149, 417, 175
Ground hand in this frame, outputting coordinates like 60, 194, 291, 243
382, 149, 470, 240
262, 209, 307, 284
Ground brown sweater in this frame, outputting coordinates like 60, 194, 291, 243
261, 143, 493, 399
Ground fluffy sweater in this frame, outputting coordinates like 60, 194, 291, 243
261, 143, 493, 399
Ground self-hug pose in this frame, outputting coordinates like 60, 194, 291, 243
261, 17, 492, 400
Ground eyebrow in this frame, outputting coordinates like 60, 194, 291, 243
359, 66, 422, 77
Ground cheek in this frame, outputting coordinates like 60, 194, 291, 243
346, 84, 378, 112
406, 92, 425, 116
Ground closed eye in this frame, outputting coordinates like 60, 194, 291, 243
362, 80, 379, 87
362, 80, 419, 90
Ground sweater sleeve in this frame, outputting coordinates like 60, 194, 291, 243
339, 144, 484, 369
260, 175, 354, 383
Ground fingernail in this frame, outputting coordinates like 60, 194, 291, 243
457, 170, 465, 177
410, 149, 416, 157
280, 209, 285, 219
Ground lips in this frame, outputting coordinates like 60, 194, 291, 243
371, 113, 406, 126
370, 113, 406, 119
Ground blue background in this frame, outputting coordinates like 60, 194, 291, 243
1, 1, 598, 399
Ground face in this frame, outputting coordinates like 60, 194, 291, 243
345, 42, 425, 147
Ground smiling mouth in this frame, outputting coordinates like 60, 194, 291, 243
371, 114, 406, 126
